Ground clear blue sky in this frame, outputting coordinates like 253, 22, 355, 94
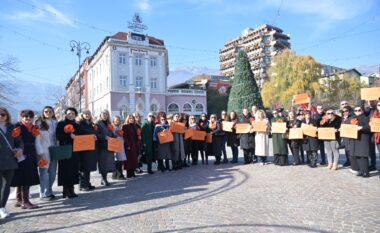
1, 0, 379, 86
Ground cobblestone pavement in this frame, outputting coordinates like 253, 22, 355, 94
1, 145, 380, 233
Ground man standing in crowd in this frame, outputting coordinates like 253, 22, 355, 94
313, 105, 326, 165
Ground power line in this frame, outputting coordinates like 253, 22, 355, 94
271, 0, 283, 26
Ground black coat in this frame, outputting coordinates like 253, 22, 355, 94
348, 114, 370, 157
239, 115, 255, 150
11, 123, 40, 187
56, 118, 80, 186
226, 119, 240, 147
302, 119, 319, 151
77, 120, 99, 172
0, 123, 23, 171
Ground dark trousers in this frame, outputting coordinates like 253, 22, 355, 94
291, 141, 302, 165
190, 143, 199, 164
349, 154, 359, 171
243, 149, 253, 164
258, 156, 267, 163
344, 149, 351, 165
307, 151, 318, 167
355, 157, 369, 174
231, 146, 239, 162
221, 135, 227, 160
369, 140, 376, 167
79, 171, 91, 188
318, 140, 326, 163
112, 161, 125, 179
0, 170, 14, 208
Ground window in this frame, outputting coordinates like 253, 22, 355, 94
150, 104, 158, 112
136, 76, 143, 88
150, 78, 157, 89
119, 75, 127, 87
119, 53, 126, 64
150, 57, 157, 67
135, 56, 142, 66
168, 103, 179, 113
195, 104, 203, 112
183, 103, 192, 112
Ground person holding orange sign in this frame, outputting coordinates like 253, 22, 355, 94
239, 108, 255, 164
112, 116, 127, 180
153, 112, 172, 172
372, 101, 380, 168
123, 114, 140, 178
209, 114, 223, 165
188, 115, 201, 165
171, 113, 185, 170
255, 110, 270, 165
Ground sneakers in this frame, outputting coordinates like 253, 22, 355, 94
0, 208, 10, 219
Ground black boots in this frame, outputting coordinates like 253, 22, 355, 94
63, 186, 78, 198
101, 172, 110, 186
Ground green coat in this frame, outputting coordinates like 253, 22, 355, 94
141, 119, 154, 163
272, 117, 288, 155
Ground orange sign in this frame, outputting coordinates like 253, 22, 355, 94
370, 118, 380, 133
191, 131, 206, 141
221, 121, 234, 132
235, 123, 251, 134
340, 124, 358, 139
301, 123, 317, 137
252, 121, 267, 132
107, 137, 123, 152
293, 93, 310, 105
184, 128, 194, 140
318, 128, 336, 140
288, 128, 303, 140
170, 122, 186, 134
158, 131, 174, 144
271, 122, 287, 134
361, 87, 380, 101
206, 133, 212, 143
73, 135, 96, 152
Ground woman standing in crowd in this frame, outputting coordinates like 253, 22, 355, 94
11, 110, 40, 209
255, 110, 270, 165
320, 109, 342, 170
123, 114, 139, 178
302, 110, 319, 168
76, 110, 98, 191
153, 113, 172, 172
171, 113, 185, 170
133, 112, 143, 174
349, 106, 371, 177
35, 106, 58, 200
220, 110, 228, 163
288, 112, 303, 165
240, 108, 255, 164
56, 107, 80, 198
271, 110, 288, 166
226, 111, 239, 163
188, 115, 200, 165
341, 106, 358, 173
96, 110, 116, 186
198, 113, 209, 164
372, 101, 380, 165
0, 107, 23, 218
181, 113, 190, 167
141, 112, 155, 174
112, 116, 127, 180
209, 114, 223, 165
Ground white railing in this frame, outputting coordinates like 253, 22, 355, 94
167, 89, 206, 96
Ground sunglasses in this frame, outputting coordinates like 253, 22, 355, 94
343, 110, 349, 113
148, 115, 154, 117
0, 113, 7, 117
341, 103, 348, 106
326, 112, 334, 115
377, 104, 380, 106
354, 109, 362, 112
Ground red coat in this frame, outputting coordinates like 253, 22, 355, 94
122, 124, 139, 170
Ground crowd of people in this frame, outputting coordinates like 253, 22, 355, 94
0, 99, 379, 219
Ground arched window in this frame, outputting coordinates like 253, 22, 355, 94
168, 103, 179, 113
183, 103, 192, 112
195, 104, 204, 112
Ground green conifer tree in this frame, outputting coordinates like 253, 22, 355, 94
227, 50, 263, 114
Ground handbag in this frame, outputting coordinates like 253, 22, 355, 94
49, 145, 72, 160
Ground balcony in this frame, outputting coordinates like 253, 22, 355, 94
167, 89, 206, 96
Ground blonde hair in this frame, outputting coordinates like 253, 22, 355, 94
256, 110, 266, 120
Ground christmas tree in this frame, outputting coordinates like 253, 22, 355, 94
227, 50, 263, 114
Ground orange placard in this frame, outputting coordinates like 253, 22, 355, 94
293, 93, 310, 105
191, 130, 206, 141
252, 121, 267, 132
206, 133, 212, 143
221, 121, 234, 132
107, 137, 123, 152
184, 128, 194, 140
73, 135, 96, 152
361, 87, 380, 101
170, 122, 186, 134
288, 128, 304, 139
271, 122, 287, 134
318, 128, 336, 140
235, 123, 251, 134
301, 123, 317, 137
340, 124, 358, 139
158, 131, 174, 144
370, 118, 380, 133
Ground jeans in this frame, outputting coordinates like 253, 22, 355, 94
0, 170, 14, 208
324, 141, 340, 164
318, 140, 326, 163
231, 146, 239, 162
221, 135, 227, 159
258, 156, 267, 163
38, 160, 57, 198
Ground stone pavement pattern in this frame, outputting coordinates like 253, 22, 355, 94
1, 148, 380, 233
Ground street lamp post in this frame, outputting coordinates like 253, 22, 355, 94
70, 40, 90, 113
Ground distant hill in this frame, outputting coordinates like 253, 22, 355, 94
167, 66, 220, 87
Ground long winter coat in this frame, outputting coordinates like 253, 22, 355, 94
171, 127, 185, 161
153, 123, 171, 160
123, 123, 139, 170
255, 119, 270, 157
141, 119, 154, 163
0, 123, 23, 171
348, 114, 370, 157
96, 120, 116, 172
210, 121, 223, 158
56, 118, 80, 186
226, 119, 240, 147
11, 123, 40, 187
271, 117, 288, 155
77, 120, 98, 172
113, 124, 127, 161
239, 115, 255, 150
302, 119, 319, 152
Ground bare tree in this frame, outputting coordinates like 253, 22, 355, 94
0, 55, 19, 106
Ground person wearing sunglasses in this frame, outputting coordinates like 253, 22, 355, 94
348, 106, 371, 177
319, 109, 342, 170
0, 107, 23, 218
271, 110, 288, 166
153, 113, 172, 172
11, 110, 40, 209
141, 112, 155, 174
198, 113, 210, 164
171, 113, 185, 170
340, 106, 354, 169
239, 108, 256, 164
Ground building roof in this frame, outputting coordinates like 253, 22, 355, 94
111, 32, 165, 46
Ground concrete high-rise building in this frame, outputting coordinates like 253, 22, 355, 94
219, 24, 290, 87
